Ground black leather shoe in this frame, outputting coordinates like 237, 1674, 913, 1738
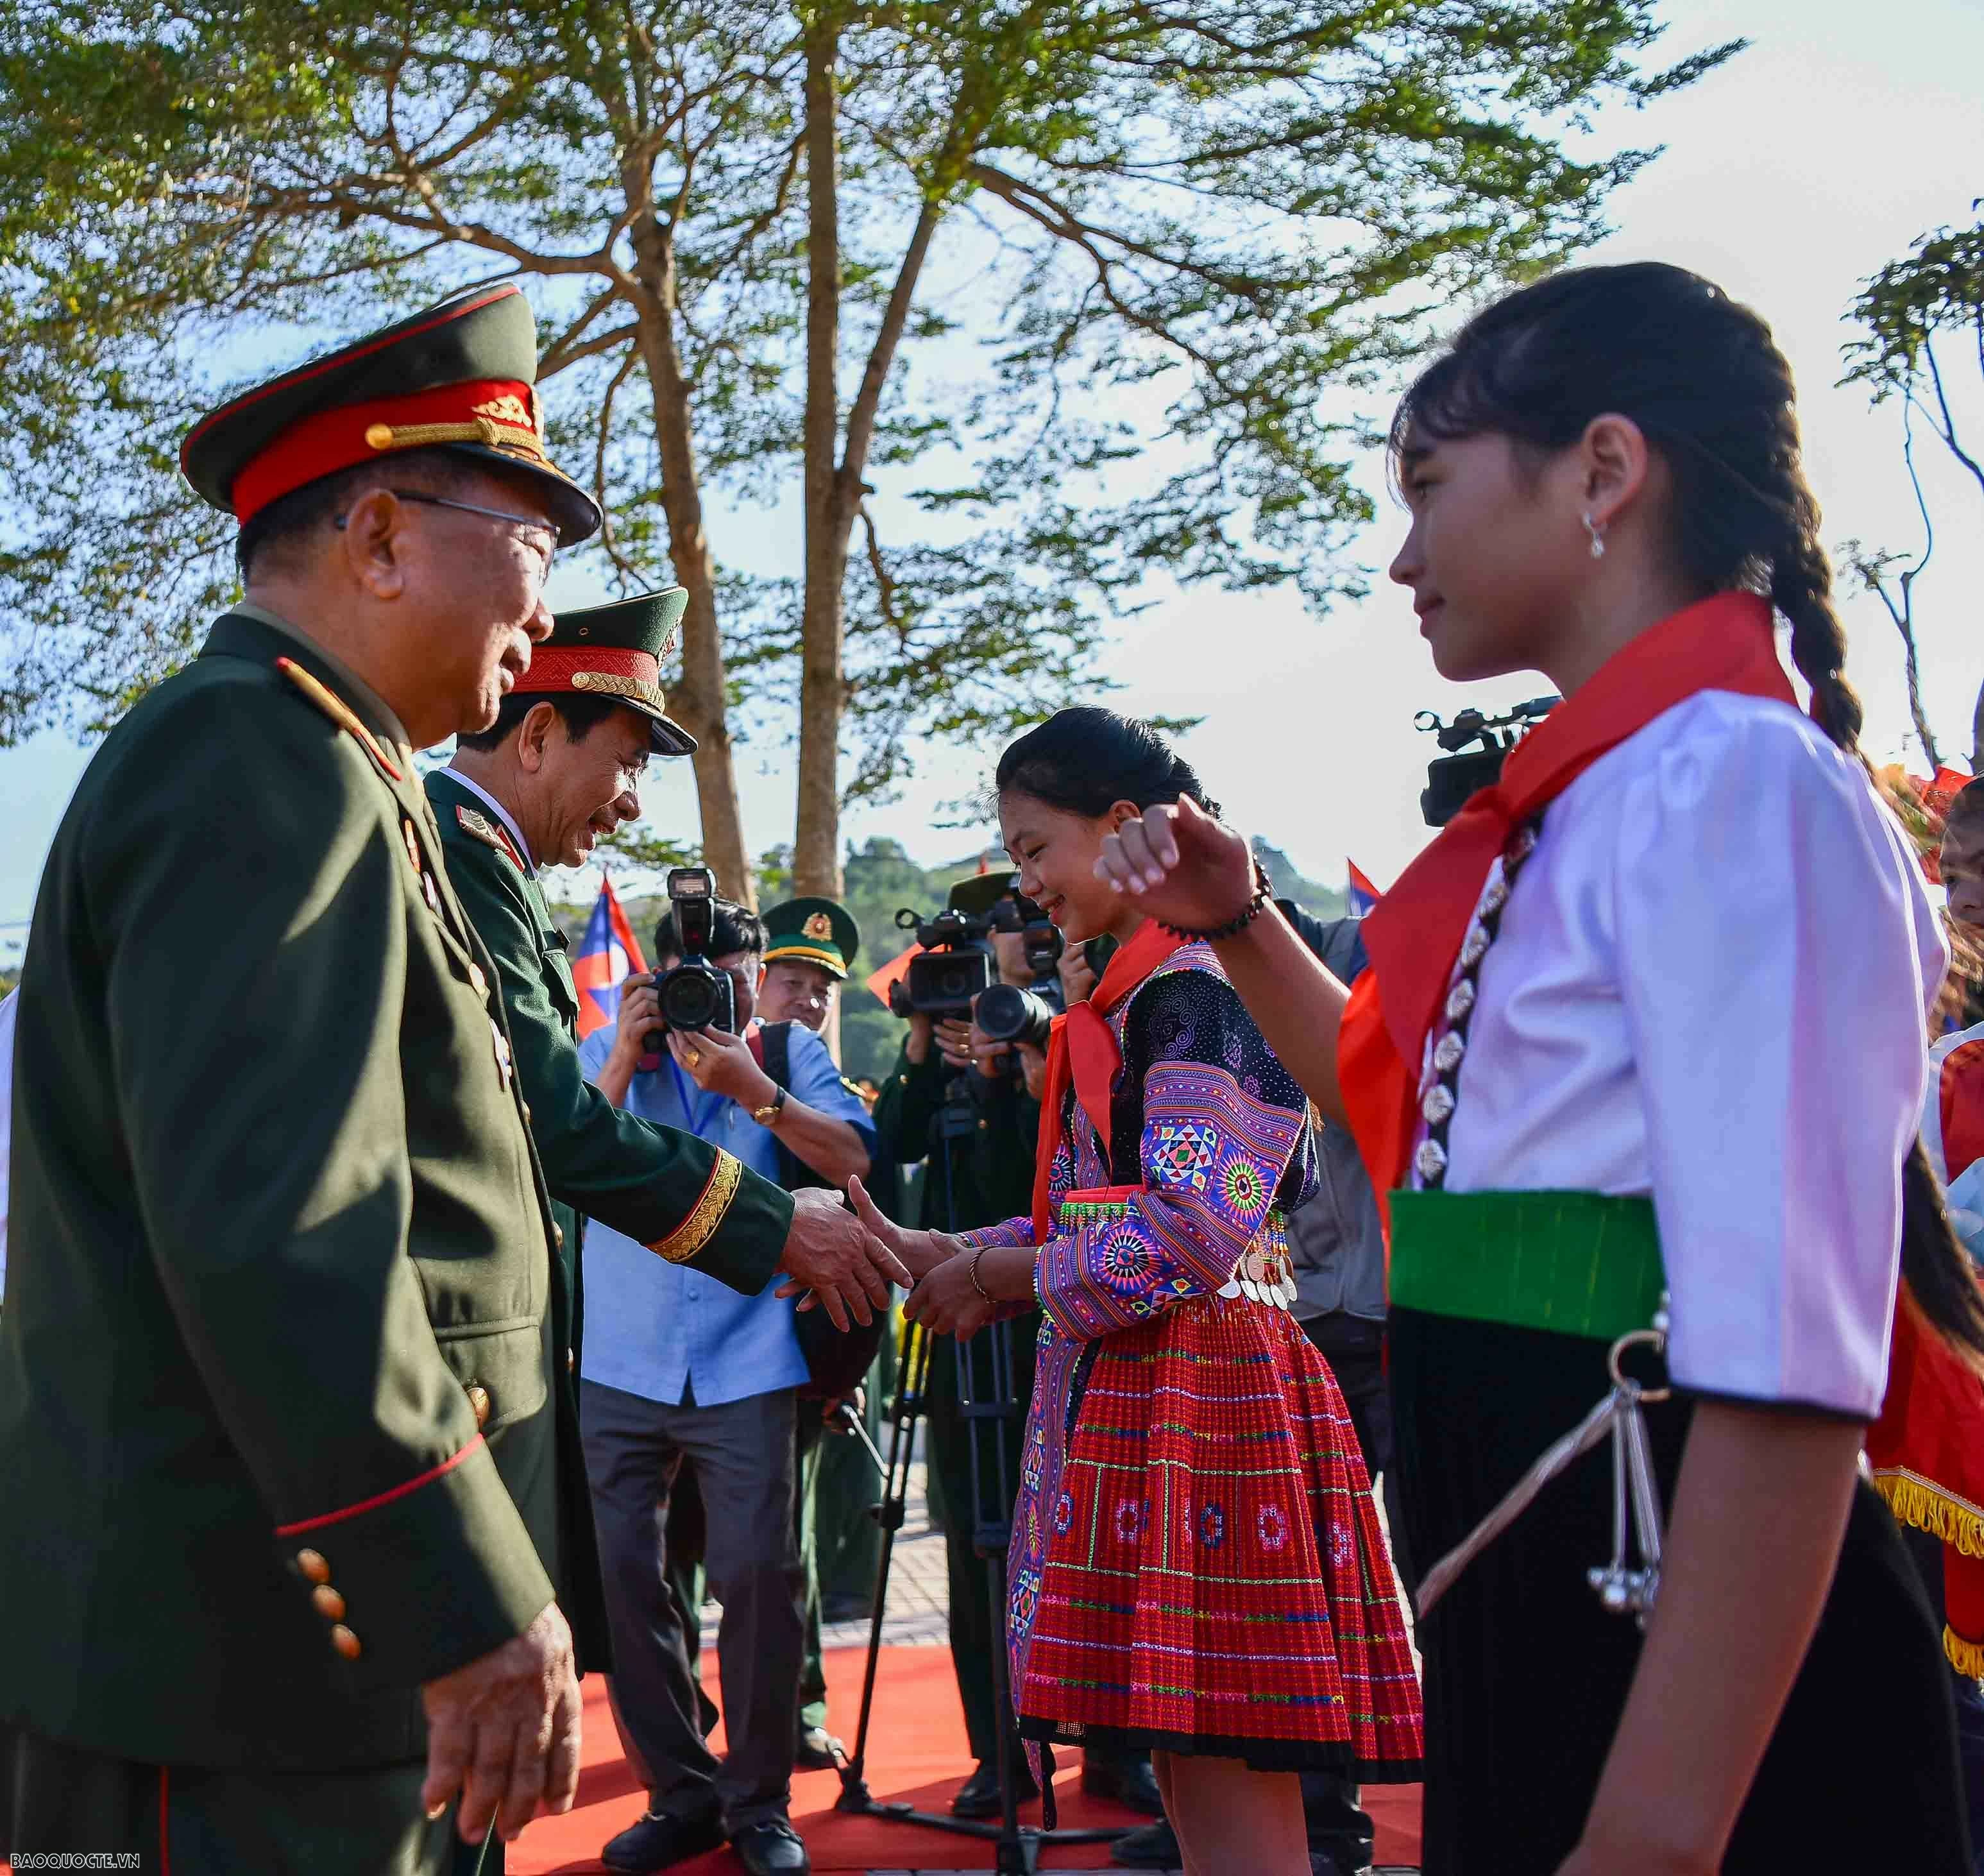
729, 1818, 810, 1875
601, 1808, 725, 1873
1109, 1814, 1180, 1869
950, 1759, 1038, 1818
1081, 1753, 1164, 1815
795, 1724, 844, 1771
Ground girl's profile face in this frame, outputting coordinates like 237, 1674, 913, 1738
1000, 790, 1131, 945
1388, 429, 1589, 684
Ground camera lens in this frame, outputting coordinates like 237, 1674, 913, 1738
936, 963, 973, 1001
659, 968, 722, 1032
977, 984, 1056, 1051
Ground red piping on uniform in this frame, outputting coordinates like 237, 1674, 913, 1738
274, 1435, 486, 1537
179, 284, 520, 461
158, 1766, 171, 1875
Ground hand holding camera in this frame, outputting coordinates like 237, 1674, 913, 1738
664, 1023, 773, 1110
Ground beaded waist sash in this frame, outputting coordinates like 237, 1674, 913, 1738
1388, 1189, 1666, 1343
1053, 1186, 1298, 1311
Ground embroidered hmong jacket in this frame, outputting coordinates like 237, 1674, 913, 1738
965, 942, 1316, 1336
959, 943, 1318, 1702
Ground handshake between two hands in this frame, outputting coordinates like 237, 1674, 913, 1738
421, 1145, 990, 1849
778, 1174, 1000, 1342
771, 1175, 981, 1333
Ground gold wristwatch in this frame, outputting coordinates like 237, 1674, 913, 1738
753, 1085, 788, 1128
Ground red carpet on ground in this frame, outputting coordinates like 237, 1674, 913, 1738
511, 1646, 1422, 1873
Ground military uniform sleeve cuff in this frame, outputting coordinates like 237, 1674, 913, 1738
652, 1155, 794, 1297
278, 1434, 556, 1689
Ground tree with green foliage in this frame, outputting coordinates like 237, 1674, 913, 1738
0, 0, 1731, 897
1842, 204, 1984, 769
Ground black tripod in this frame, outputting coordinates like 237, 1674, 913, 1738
833, 1069, 1125, 1872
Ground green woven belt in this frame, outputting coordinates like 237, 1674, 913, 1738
1388, 1189, 1666, 1342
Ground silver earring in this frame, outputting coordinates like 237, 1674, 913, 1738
1584, 514, 1607, 560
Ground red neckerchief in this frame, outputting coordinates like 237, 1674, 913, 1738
1341, 591, 1796, 1204
1031, 919, 1188, 1242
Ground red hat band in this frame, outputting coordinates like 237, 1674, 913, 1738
514, 645, 668, 714
230, 377, 545, 525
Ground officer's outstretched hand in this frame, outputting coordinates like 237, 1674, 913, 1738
422, 1600, 581, 1846
773, 1184, 913, 1331
847, 1173, 961, 1285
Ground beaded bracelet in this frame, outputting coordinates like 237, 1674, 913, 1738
1158, 860, 1276, 943
969, 1246, 993, 1300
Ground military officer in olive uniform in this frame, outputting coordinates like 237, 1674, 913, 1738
0, 287, 904, 1873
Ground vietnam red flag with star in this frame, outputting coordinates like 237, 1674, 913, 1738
572, 876, 648, 1040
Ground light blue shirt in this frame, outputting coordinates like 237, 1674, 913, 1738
578, 1016, 876, 1406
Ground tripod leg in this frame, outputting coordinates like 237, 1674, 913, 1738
838, 1318, 931, 1805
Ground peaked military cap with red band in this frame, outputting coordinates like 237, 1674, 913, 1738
179, 283, 602, 545
518, 590, 697, 756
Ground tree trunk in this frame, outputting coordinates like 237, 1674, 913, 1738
627, 210, 756, 905
795, 9, 849, 900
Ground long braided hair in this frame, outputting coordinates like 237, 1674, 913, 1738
1392, 261, 1984, 1366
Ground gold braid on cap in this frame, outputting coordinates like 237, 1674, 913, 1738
362, 414, 545, 462
570, 670, 671, 712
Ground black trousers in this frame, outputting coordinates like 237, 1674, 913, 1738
581, 1378, 804, 1836
1, 1724, 456, 1873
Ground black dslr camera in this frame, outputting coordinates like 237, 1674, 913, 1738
643, 867, 736, 1050
1416, 695, 1557, 827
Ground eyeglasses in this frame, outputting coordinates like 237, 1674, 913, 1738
337, 490, 564, 556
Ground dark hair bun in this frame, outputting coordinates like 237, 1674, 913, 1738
996, 706, 1216, 820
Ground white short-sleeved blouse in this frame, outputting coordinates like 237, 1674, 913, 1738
1425, 690, 1946, 1418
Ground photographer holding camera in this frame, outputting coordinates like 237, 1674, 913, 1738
874, 882, 1158, 1821
575, 884, 876, 1876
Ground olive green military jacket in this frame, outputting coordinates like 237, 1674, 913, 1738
423, 769, 793, 1645
3, 613, 622, 1773
425, 768, 788, 1300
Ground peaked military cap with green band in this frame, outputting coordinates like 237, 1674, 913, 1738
179, 282, 603, 545
518, 590, 697, 756
762, 896, 861, 979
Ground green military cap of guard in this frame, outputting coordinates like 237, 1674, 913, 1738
180, 280, 602, 547
761, 896, 861, 980
511, 590, 697, 755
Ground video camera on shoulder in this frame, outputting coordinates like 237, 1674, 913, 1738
644, 867, 736, 1049
1416, 695, 1558, 828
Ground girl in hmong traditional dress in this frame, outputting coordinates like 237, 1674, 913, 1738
1085, 264, 1984, 1875
851, 708, 1423, 1875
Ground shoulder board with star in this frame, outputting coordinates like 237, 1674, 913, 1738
454, 804, 527, 873
276, 656, 403, 783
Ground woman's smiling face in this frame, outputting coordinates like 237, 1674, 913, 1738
1000, 789, 1133, 945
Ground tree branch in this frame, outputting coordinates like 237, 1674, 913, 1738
592, 346, 644, 589
837, 195, 942, 510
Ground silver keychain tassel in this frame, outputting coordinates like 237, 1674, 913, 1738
1418, 1308, 1671, 1625
1586, 1322, 1670, 1626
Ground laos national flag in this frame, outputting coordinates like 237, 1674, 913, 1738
572, 876, 649, 1040
1346, 861, 1382, 917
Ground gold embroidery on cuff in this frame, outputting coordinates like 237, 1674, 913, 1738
649, 1151, 744, 1263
